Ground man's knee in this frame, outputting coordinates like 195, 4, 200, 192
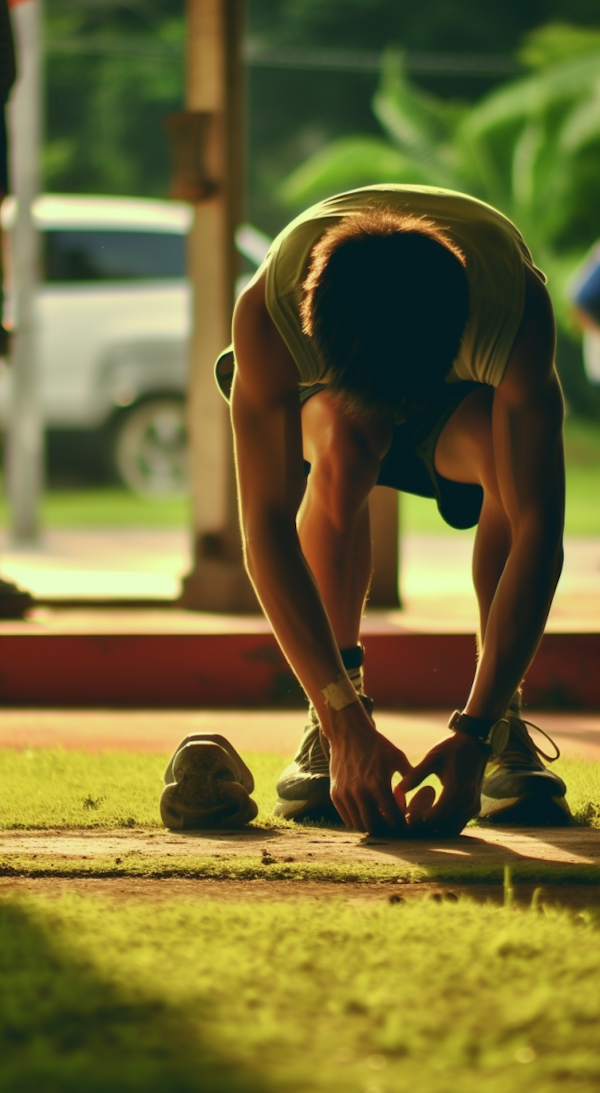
435, 387, 499, 496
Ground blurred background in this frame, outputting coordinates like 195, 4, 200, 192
1, 0, 600, 604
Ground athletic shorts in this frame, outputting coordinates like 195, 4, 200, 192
215, 348, 484, 531
0, 108, 7, 194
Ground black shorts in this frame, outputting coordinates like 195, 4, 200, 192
216, 348, 484, 531
0, 108, 8, 194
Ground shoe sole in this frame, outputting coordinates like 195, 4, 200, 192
479, 791, 571, 826
274, 793, 342, 824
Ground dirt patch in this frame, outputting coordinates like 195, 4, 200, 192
1, 824, 598, 869
1, 874, 600, 911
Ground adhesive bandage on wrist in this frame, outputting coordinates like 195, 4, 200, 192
321, 674, 360, 711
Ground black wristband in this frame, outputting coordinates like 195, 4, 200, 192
340, 644, 364, 671
448, 710, 509, 755
448, 710, 496, 740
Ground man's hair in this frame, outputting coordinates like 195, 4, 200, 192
300, 209, 470, 416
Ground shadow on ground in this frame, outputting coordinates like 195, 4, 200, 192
0, 899, 265, 1093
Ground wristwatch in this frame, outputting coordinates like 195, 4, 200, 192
448, 710, 510, 756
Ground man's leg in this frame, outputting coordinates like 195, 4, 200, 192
435, 386, 569, 824
275, 390, 393, 820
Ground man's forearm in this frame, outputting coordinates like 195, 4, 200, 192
466, 522, 563, 720
244, 515, 358, 719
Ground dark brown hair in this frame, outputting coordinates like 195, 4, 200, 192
300, 208, 470, 415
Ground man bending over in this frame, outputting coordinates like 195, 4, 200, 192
219, 184, 568, 836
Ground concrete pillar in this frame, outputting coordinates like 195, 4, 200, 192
179, 0, 258, 611
6, 0, 43, 544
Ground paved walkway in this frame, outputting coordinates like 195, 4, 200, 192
1, 824, 598, 871
0, 529, 599, 630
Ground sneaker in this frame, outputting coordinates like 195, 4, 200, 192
161, 733, 258, 831
274, 695, 374, 822
0, 578, 33, 619
0, 325, 11, 359
479, 716, 570, 825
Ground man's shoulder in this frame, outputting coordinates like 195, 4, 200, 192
232, 271, 301, 405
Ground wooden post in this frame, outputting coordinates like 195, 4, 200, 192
179, 0, 258, 611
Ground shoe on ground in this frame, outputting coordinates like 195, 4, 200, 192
0, 578, 33, 619
479, 716, 570, 826
0, 325, 11, 359
275, 695, 373, 823
161, 733, 258, 831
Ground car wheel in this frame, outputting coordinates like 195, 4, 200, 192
113, 397, 188, 497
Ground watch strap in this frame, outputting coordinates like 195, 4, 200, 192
448, 710, 510, 756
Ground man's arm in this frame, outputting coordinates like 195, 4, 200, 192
231, 274, 409, 833
401, 269, 565, 834
465, 272, 564, 721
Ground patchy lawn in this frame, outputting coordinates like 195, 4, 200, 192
1, 748, 598, 832
2, 892, 600, 1093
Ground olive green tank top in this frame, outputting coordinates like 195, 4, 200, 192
259, 184, 545, 389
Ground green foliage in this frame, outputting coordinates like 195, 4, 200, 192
518, 22, 600, 67
3, 893, 600, 1091
44, 2, 184, 198
279, 136, 431, 207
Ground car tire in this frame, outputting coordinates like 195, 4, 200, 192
113, 396, 188, 497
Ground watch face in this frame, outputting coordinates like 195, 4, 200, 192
490, 719, 510, 756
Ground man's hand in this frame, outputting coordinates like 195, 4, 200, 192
323, 701, 412, 835
396, 732, 490, 837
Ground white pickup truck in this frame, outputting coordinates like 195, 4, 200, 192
1, 194, 269, 496
1, 194, 193, 495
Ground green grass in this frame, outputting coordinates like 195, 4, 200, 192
0, 746, 598, 836
3, 892, 600, 1092
3, 853, 600, 888
0, 749, 286, 831
0, 479, 188, 528
40, 487, 188, 528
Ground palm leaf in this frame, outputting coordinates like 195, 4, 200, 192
278, 136, 433, 208
559, 83, 600, 154
461, 52, 600, 142
372, 50, 460, 188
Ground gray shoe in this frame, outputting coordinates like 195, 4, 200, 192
161, 734, 258, 830
275, 695, 373, 822
479, 716, 570, 825
0, 578, 33, 619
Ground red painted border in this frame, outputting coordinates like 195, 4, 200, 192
0, 630, 598, 708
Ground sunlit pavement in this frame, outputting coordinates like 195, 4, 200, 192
0, 529, 599, 630
0, 528, 191, 600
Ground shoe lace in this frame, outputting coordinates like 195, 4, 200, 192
498, 717, 561, 771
